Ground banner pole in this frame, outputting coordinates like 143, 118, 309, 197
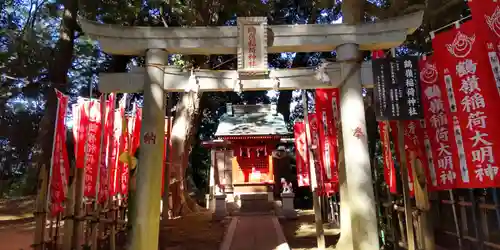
45, 89, 62, 216
302, 90, 325, 250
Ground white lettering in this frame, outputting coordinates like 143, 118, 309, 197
466, 111, 487, 131
470, 130, 493, 147
461, 92, 486, 112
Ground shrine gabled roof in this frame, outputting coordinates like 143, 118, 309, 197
214, 104, 290, 137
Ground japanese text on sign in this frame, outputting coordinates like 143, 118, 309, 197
247, 27, 257, 67
373, 56, 424, 120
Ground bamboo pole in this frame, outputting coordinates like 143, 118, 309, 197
395, 121, 415, 250
34, 164, 49, 250
302, 90, 325, 250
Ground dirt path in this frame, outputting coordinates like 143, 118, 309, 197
0, 196, 36, 250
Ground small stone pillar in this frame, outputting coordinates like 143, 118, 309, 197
214, 194, 227, 219
281, 193, 297, 219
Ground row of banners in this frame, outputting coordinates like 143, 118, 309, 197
293, 89, 340, 196
50, 93, 173, 216
294, 1, 500, 195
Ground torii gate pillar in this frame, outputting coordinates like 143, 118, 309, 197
336, 43, 379, 250
129, 49, 167, 250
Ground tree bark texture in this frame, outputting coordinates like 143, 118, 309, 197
33, 0, 79, 248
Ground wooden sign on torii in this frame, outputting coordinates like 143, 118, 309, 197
78, 12, 423, 250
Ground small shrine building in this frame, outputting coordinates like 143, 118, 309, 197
202, 103, 291, 206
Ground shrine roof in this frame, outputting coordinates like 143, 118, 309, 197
215, 104, 290, 137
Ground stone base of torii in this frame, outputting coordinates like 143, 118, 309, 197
78, 12, 423, 250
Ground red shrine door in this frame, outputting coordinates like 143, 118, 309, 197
232, 140, 275, 185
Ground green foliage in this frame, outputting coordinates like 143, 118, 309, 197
0, 0, 471, 197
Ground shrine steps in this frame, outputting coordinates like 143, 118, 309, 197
230, 193, 276, 215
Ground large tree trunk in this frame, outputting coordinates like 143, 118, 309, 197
169, 89, 208, 217
33, 0, 79, 248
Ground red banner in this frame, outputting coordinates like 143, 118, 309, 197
109, 109, 123, 197
433, 21, 500, 188
73, 101, 88, 170
98, 94, 115, 203
50, 90, 70, 216
119, 97, 129, 197
315, 88, 339, 184
309, 113, 327, 194
389, 121, 415, 197
468, 0, 500, 106
468, 0, 500, 50
162, 117, 173, 196
294, 122, 310, 187
83, 100, 102, 198
378, 121, 397, 194
402, 120, 432, 197
419, 56, 458, 190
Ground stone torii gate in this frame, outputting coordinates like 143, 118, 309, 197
79, 12, 423, 250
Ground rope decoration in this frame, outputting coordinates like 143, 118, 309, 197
184, 69, 200, 93
272, 77, 280, 91
232, 75, 242, 94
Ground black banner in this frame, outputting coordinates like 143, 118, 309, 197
373, 56, 424, 120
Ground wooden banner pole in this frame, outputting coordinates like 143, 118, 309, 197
396, 121, 416, 250
302, 90, 325, 250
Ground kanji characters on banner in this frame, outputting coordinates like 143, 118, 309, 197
432, 20, 500, 188
294, 122, 310, 187
315, 88, 339, 184
49, 89, 70, 216
389, 121, 415, 197
419, 56, 459, 190
73, 101, 88, 170
378, 121, 397, 194
82, 100, 102, 198
99, 94, 115, 204
308, 114, 326, 193
468, 0, 500, 101
109, 107, 124, 197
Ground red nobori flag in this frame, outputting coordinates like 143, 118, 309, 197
378, 121, 397, 194
130, 107, 142, 156
402, 120, 431, 192
389, 121, 415, 197
468, 0, 500, 101
309, 113, 326, 194
432, 21, 500, 188
109, 109, 122, 197
98, 94, 115, 203
49, 89, 70, 216
162, 117, 173, 196
73, 100, 89, 170
468, 0, 500, 50
419, 56, 458, 190
315, 88, 339, 184
83, 100, 102, 198
294, 122, 310, 187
